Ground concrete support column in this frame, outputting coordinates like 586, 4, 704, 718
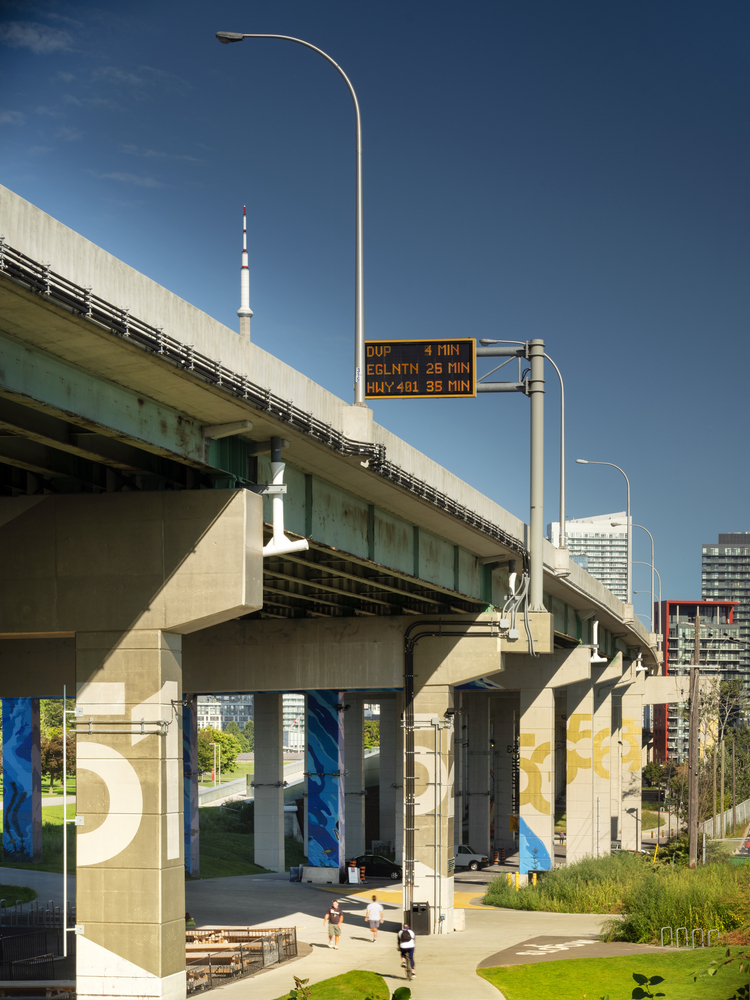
182, 696, 199, 876
465, 694, 491, 856
379, 698, 398, 852
518, 687, 555, 874
253, 693, 284, 872
408, 685, 454, 933
2, 698, 42, 862
592, 678, 613, 857
76, 630, 184, 1000
620, 690, 643, 851
345, 696, 365, 857
491, 696, 517, 854
306, 690, 345, 869
565, 681, 595, 864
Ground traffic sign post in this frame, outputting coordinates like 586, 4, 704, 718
364, 338, 475, 399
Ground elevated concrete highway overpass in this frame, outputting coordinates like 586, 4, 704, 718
0, 184, 673, 1000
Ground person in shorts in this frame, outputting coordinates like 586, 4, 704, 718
323, 899, 344, 948
364, 895, 384, 942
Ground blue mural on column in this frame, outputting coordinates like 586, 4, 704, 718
2, 698, 43, 862
183, 698, 200, 876
518, 817, 551, 874
307, 690, 345, 868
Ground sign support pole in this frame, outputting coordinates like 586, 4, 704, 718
529, 339, 546, 611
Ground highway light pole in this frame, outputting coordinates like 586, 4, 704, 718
615, 522, 660, 644
576, 459, 632, 606
216, 31, 366, 406
476, 338, 546, 611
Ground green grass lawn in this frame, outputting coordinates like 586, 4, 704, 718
198, 761, 255, 787
0, 884, 37, 904
0, 777, 77, 798
478, 949, 749, 1000
0, 804, 76, 874
270, 970, 391, 999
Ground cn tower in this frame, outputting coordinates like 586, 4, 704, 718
237, 206, 253, 338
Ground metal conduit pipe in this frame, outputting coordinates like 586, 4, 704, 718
262, 437, 310, 557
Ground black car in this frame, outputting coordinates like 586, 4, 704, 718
351, 853, 402, 880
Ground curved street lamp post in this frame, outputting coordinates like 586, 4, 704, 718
576, 459, 631, 605
216, 31, 366, 406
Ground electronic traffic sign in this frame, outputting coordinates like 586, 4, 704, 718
364, 338, 476, 399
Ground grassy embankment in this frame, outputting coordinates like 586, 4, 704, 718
483, 847, 750, 943
196, 802, 306, 878
270, 971, 390, 999
197, 760, 255, 787
479, 948, 749, 1000
0, 884, 37, 904
0, 804, 76, 875
1, 800, 303, 880
555, 804, 661, 835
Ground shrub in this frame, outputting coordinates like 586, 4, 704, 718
484, 850, 750, 944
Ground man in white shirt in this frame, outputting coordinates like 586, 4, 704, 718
364, 895, 384, 942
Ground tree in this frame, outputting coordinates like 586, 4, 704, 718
364, 720, 380, 749
197, 727, 242, 776
40, 699, 76, 737
40, 730, 76, 790
224, 720, 250, 752
643, 761, 663, 787
243, 720, 255, 751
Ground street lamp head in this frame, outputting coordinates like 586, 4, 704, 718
575, 459, 588, 464
216, 32, 245, 43
479, 338, 499, 346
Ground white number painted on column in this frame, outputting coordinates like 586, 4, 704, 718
76, 743, 143, 866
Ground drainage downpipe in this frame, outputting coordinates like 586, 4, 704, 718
262, 437, 310, 558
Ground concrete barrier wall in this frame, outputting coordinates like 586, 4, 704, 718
198, 777, 249, 805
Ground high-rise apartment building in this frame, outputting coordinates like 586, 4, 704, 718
548, 513, 628, 602
197, 693, 307, 751
652, 600, 740, 761
702, 533, 750, 685
197, 694, 254, 730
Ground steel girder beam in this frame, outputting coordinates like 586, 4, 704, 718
0, 330, 207, 465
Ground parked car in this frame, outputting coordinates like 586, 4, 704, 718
454, 844, 489, 871
351, 853, 402, 880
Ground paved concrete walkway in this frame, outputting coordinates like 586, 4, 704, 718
0, 865, 74, 903
184, 874, 613, 1000
0, 867, 626, 998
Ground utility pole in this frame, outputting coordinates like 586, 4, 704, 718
720, 739, 725, 840
732, 736, 737, 837
711, 739, 719, 840
688, 615, 700, 867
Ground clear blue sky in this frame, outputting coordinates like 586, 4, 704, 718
1, 0, 748, 627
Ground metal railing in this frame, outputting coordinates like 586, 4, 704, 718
185, 927, 297, 995
0, 237, 526, 560
0, 899, 74, 928
0, 928, 63, 980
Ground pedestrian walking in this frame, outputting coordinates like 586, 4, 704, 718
323, 899, 344, 949
364, 895, 384, 942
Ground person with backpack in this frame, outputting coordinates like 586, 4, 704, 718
397, 923, 416, 976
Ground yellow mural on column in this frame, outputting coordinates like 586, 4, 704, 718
519, 733, 551, 814
593, 727, 611, 779
566, 713, 592, 784
622, 718, 642, 771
